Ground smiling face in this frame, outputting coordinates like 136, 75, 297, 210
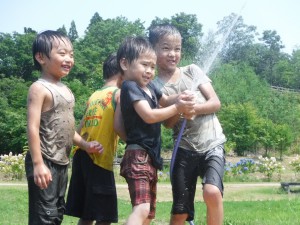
153, 34, 182, 74
36, 37, 74, 81
121, 51, 157, 88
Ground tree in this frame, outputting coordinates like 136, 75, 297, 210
0, 32, 36, 80
71, 16, 145, 84
57, 25, 67, 35
274, 124, 293, 160
0, 77, 28, 154
259, 30, 285, 85
218, 103, 258, 155
68, 20, 79, 42
149, 13, 203, 60
86, 12, 103, 31
216, 13, 258, 65
290, 49, 300, 89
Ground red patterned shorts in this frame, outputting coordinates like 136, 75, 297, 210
120, 148, 158, 219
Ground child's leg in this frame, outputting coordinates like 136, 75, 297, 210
126, 202, 151, 225
202, 145, 225, 225
25, 153, 68, 225
120, 149, 157, 225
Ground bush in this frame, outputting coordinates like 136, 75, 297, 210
289, 155, 300, 179
257, 156, 285, 181
0, 151, 26, 180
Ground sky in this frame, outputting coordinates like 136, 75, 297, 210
0, 0, 299, 54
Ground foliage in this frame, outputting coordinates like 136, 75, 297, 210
0, 77, 28, 153
161, 126, 174, 151
116, 141, 126, 158
0, 32, 37, 81
0, 12, 300, 157
214, 63, 296, 156
257, 156, 285, 181
0, 151, 26, 180
218, 103, 258, 155
149, 12, 203, 60
225, 158, 256, 176
224, 157, 287, 182
289, 155, 300, 178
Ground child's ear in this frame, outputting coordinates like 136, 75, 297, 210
120, 58, 128, 71
35, 52, 45, 65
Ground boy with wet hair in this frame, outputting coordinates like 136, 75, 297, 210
114, 36, 195, 225
26, 30, 103, 225
150, 24, 226, 225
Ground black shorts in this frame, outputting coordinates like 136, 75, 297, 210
171, 145, 225, 221
25, 152, 68, 225
65, 150, 118, 223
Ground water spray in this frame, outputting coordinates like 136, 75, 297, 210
169, 3, 247, 225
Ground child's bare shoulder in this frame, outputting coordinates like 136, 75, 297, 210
27, 81, 52, 105
28, 81, 48, 95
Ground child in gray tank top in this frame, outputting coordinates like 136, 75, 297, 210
25, 30, 103, 225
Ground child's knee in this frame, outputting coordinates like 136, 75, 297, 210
203, 184, 222, 204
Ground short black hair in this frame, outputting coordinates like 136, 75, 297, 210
103, 52, 120, 80
32, 30, 72, 71
116, 36, 155, 73
148, 24, 182, 47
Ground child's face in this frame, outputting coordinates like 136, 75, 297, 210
154, 34, 181, 73
38, 37, 74, 80
122, 52, 157, 88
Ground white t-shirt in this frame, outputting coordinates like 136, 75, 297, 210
153, 64, 226, 153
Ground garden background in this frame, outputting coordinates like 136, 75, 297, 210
1, 11, 300, 225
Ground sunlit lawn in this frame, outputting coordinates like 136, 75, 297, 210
1, 184, 300, 225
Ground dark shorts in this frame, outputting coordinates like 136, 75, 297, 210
120, 149, 158, 219
65, 150, 118, 223
171, 145, 225, 221
25, 152, 68, 225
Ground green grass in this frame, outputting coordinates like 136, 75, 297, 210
1, 185, 300, 225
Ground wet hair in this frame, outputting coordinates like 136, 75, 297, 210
32, 30, 72, 71
103, 52, 120, 80
116, 36, 155, 73
148, 24, 182, 47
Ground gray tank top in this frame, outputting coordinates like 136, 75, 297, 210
37, 79, 75, 165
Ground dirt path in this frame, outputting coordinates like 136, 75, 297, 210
116, 182, 284, 202
1, 182, 292, 202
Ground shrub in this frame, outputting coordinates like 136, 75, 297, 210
225, 158, 256, 176
0, 151, 26, 180
257, 156, 285, 181
289, 155, 300, 179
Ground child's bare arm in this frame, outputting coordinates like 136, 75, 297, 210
73, 132, 104, 154
27, 83, 52, 189
194, 83, 221, 115
114, 91, 127, 141
133, 95, 194, 124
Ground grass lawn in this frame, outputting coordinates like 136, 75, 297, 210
1, 183, 300, 225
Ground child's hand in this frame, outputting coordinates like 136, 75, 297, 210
85, 141, 104, 154
176, 91, 195, 115
33, 163, 52, 190
176, 93, 195, 116
181, 90, 196, 102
